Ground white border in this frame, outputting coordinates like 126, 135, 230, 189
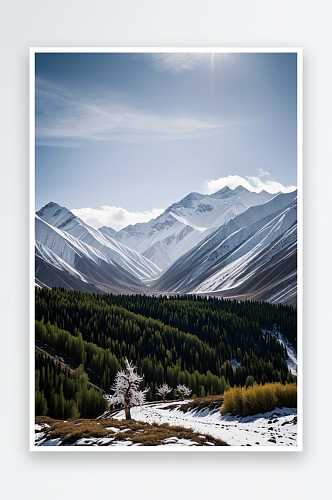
29, 47, 303, 452
29, 48, 36, 452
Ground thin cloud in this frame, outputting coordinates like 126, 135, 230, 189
203, 174, 296, 195
35, 77, 234, 146
71, 206, 165, 231
256, 167, 270, 177
148, 53, 205, 73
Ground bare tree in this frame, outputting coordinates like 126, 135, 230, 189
176, 384, 192, 401
104, 358, 149, 420
156, 383, 172, 402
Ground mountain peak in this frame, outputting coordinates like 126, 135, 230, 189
209, 186, 248, 199
215, 186, 231, 194
233, 185, 249, 193
99, 225, 118, 237
211, 185, 250, 199
213, 185, 250, 196
165, 192, 204, 213
36, 202, 79, 231
36, 201, 62, 217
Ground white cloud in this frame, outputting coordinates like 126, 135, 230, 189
256, 167, 270, 177
148, 53, 205, 73
36, 77, 233, 146
71, 206, 165, 231
203, 174, 297, 195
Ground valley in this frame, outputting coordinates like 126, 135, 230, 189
35, 186, 297, 305
33, 185, 299, 449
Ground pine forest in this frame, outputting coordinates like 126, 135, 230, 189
34, 288, 297, 419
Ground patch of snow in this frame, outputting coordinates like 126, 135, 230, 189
230, 359, 241, 370
39, 438, 62, 446
110, 440, 133, 447
110, 401, 298, 448
34, 397, 298, 448
160, 437, 198, 446
262, 326, 297, 375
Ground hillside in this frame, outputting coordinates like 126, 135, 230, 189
35, 289, 297, 409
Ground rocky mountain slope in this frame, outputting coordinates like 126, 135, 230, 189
34, 205, 159, 294
35, 187, 297, 305
110, 186, 276, 271
151, 191, 297, 306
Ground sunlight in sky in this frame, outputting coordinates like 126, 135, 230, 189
35, 50, 298, 228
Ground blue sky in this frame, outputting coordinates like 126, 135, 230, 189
35, 51, 297, 230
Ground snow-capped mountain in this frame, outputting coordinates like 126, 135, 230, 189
152, 191, 297, 306
35, 187, 298, 305
36, 202, 161, 280
109, 186, 277, 270
35, 215, 150, 294
98, 225, 118, 239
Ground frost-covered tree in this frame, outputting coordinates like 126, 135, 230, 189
104, 358, 149, 420
156, 383, 172, 402
176, 384, 192, 401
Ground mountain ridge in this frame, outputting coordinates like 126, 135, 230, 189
35, 186, 297, 305
111, 187, 278, 270
150, 192, 297, 306
36, 203, 161, 280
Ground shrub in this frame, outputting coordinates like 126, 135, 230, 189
245, 375, 255, 388
220, 382, 297, 417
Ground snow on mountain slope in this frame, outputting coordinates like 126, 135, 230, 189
35, 255, 97, 294
110, 209, 212, 270
265, 272, 297, 306
151, 194, 297, 306
98, 225, 117, 239
35, 215, 115, 270
195, 202, 297, 292
194, 222, 297, 301
35, 254, 147, 295
165, 186, 276, 229
153, 192, 296, 288
34, 188, 297, 305
35, 240, 89, 283
111, 186, 276, 270
141, 217, 215, 270
35, 216, 151, 294
262, 326, 297, 375
36, 203, 160, 279
212, 226, 297, 307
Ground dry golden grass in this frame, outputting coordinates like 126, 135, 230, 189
220, 382, 297, 417
35, 416, 229, 447
175, 395, 225, 414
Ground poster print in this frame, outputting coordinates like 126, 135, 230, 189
30, 48, 302, 451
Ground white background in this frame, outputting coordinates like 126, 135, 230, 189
0, 1, 330, 498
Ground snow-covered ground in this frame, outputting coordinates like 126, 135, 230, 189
35, 425, 211, 448
110, 401, 298, 448
34, 401, 298, 448
262, 326, 297, 375
34, 415, 224, 448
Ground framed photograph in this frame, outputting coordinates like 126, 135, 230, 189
30, 47, 302, 451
